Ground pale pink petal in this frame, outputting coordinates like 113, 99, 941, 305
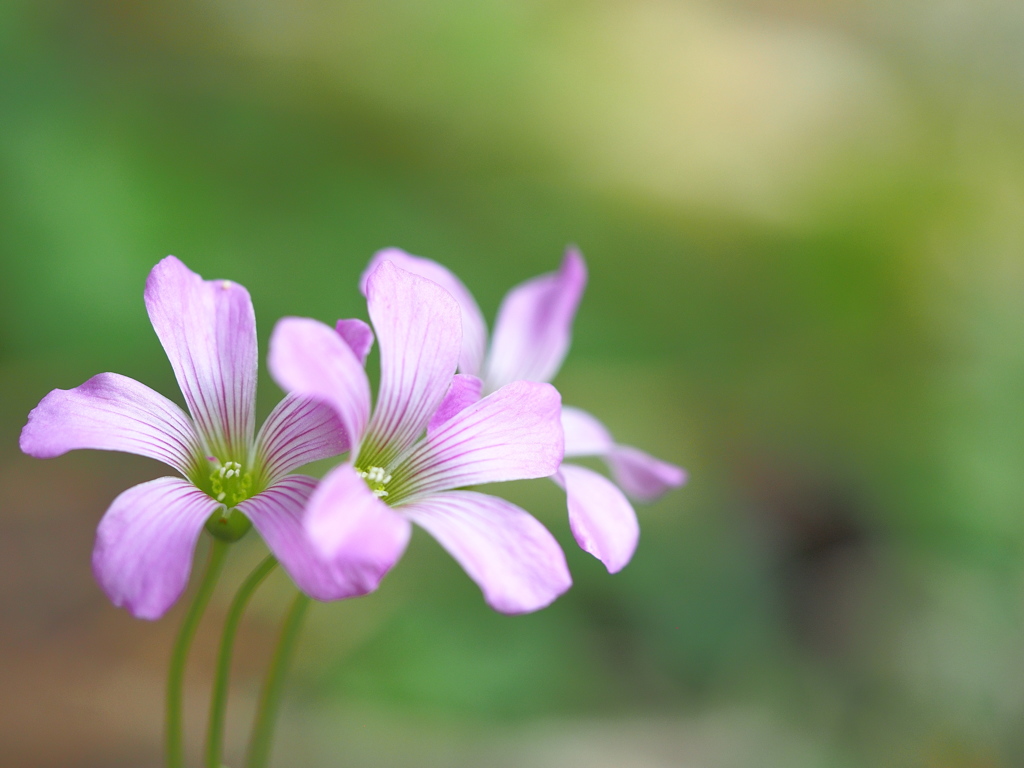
400, 491, 571, 614
560, 405, 614, 457
144, 256, 257, 462
606, 445, 687, 502
92, 477, 219, 620
20, 373, 202, 478
395, 381, 563, 499
359, 260, 462, 466
427, 374, 482, 436
303, 463, 411, 590
484, 247, 587, 389
362, 248, 487, 377
554, 464, 639, 573
253, 394, 349, 485
335, 318, 374, 365
268, 317, 372, 451
238, 475, 389, 601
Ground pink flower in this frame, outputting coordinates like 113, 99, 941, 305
20, 256, 377, 619
267, 260, 571, 614
360, 247, 687, 574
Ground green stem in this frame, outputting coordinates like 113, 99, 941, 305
205, 554, 278, 768
166, 537, 229, 768
245, 591, 312, 768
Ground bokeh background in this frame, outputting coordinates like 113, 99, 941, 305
3, 1, 1024, 766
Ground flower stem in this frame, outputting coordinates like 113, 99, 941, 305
166, 537, 229, 768
205, 554, 278, 768
244, 591, 311, 768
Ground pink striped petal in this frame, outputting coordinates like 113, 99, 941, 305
92, 477, 219, 620
484, 247, 587, 389
303, 463, 411, 589
268, 317, 372, 451
560, 405, 615, 457
606, 446, 687, 502
362, 248, 487, 377
253, 394, 349, 485
335, 318, 374, 365
144, 256, 257, 462
20, 372, 202, 478
359, 260, 462, 466
239, 475, 390, 601
427, 374, 482, 436
554, 464, 639, 573
400, 491, 571, 614
395, 381, 563, 499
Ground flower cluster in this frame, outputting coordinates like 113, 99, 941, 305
21, 250, 685, 619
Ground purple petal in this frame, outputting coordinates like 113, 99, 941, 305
20, 372, 202, 477
268, 317, 372, 451
92, 477, 219, 620
144, 256, 257, 462
484, 247, 587, 389
400, 491, 571, 614
360, 260, 462, 466
362, 248, 487, 377
238, 475, 390, 601
427, 374, 482, 437
554, 464, 639, 573
560, 405, 615, 457
253, 394, 349, 485
396, 380, 563, 498
606, 445, 687, 502
303, 463, 411, 590
335, 318, 374, 365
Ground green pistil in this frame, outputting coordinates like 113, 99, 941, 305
356, 465, 393, 499
210, 461, 253, 507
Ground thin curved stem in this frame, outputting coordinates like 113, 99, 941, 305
245, 591, 312, 768
166, 537, 229, 768
205, 554, 278, 768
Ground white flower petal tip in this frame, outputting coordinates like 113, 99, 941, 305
484, 247, 588, 389
555, 465, 639, 574
607, 446, 687, 502
402, 492, 572, 614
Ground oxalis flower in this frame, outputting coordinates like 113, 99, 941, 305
360, 247, 687, 573
19, 256, 378, 619
267, 259, 572, 614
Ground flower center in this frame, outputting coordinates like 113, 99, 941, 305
209, 460, 254, 507
356, 465, 392, 499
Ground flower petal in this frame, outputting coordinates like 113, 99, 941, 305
359, 260, 462, 466
606, 445, 687, 502
362, 248, 487, 377
427, 374, 482, 437
303, 463, 412, 591
560, 405, 615, 457
238, 475, 389, 601
20, 372, 202, 477
400, 491, 571, 614
395, 380, 563, 499
554, 464, 639, 573
484, 247, 587, 389
268, 317, 372, 451
335, 318, 374, 365
92, 477, 219, 620
144, 256, 257, 462
253, 394, 349, 485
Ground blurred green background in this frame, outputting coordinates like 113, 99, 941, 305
3, 1, 1024, 766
